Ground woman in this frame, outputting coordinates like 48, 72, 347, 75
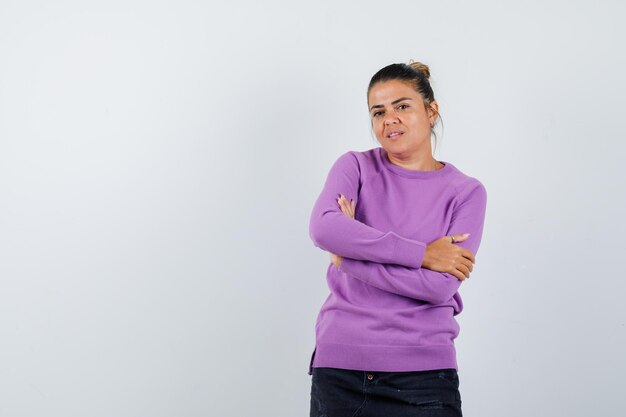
307, 61, 487, 417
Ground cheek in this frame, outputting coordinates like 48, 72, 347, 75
372, 121, 384, 136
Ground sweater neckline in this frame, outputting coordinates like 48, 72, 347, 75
378, 147, 452, 179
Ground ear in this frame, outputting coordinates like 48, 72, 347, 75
427, 101, 439, 125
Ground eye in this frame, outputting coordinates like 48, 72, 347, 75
372, 111, 383, 117
397, 104, 409, 110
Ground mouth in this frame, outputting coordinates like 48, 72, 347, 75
387, 131, 404, 140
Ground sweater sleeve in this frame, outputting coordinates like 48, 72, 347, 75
309, 151, 427, 268
338, 182, 488, 304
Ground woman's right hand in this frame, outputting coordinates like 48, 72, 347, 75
421, 234, 476, 281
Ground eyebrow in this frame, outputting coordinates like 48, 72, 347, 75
369, 97, 413, 112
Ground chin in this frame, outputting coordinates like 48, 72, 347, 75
383, 143, 409, 154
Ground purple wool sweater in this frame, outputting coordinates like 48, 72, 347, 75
307, 147, 487, 375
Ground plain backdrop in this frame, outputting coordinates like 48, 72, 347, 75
1, 1, 624, 416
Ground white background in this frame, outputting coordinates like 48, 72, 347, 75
1, 1, 624, 416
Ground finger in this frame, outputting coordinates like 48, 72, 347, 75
450, 268, 466, 281
457, 257, 473, 273
460, 248, 476, 263
456, 246, 475, 263
450, 233, 470, 244
457, 264, 471, 279
347, 200, 355, 218
459, 255, 474, 272
341, 197, 354, 218
457, 233, 471, 241
338, 198, 350, 215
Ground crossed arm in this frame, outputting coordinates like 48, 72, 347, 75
329, 191, 486, 305
309, 152, 487, 304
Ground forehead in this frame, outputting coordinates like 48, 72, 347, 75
368, 79, 420, 106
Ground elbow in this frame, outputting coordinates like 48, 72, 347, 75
309, 226, 323, 248
309, 208, 341, 249
309, 215, 329, 249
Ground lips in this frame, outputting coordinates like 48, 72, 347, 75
387, 131, 404, 139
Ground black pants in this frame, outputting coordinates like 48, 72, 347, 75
310, 367, 462, 417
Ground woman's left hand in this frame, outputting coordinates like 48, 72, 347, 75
329, 194, 356, 268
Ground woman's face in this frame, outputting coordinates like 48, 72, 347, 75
367, 79, 438, 158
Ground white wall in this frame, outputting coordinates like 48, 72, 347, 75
1, 1, 624, 416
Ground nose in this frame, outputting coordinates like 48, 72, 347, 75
384, 114, 399, 125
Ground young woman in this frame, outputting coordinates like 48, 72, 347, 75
307, 61, 488, 417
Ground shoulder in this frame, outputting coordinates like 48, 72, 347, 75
443, 162, 488, 202
330, 147, 382, 174
334, 147, 379, 162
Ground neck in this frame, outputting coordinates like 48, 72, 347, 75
385, 151, 442, 172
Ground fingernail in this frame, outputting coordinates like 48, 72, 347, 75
464, 233, 470, 236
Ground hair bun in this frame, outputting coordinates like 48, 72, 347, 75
407, 59, 430, 80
